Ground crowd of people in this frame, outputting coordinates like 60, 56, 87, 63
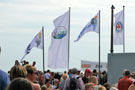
0, 60, 135, 90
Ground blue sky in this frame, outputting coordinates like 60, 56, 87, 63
0, 0, 135, 72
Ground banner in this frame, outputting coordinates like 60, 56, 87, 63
25, 30, 43, 54
48, 10, 69, 68
114, 10, 124, 45
81, 60, 107, 72
74, 12, 99, 42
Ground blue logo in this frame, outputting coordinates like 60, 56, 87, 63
86, 15, 98, 31
116, 21, 123, 32
91, 16, 97, 25
52, 26, 67, 39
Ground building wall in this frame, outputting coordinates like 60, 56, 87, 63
108, 53, 135, 85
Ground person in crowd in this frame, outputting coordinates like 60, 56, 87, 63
119, 69, 128, 80
94, 85, 106, 90
93, 69, 97, 76
53, 79, 60, 90
41, 85, 47, 90
24, 64, 41, 90
50, 72, 55, 85
89, 76, 98, 86
9, 65, 27, 81
45, 70, 51, 82
39, 71, 45, 86
109, 87, 118, 90
128, 82, 135, 90
7, 77, 33, 90
32, 61, 36, 67
118, 69, 133, 90
61, 72, 68, 80
0, 69, 10, 90
103, 83, 111, 90
82, 68, 92, 84
64, 71, 67, 74
45, 79, 54, 90
64, 68, 85, 90
15, 60, 20, 65
54, 72, 61, 81
130, 72, 135, 82
98, 85, 106, 90
111, 83, 118, 89
85, 83, 94, 90
0, 47, 10, 90
100, 71, 107, 85
60, 73, 68, 90
22, 60, 27, 66
68, 69, 72, 78
80, 72, 84, 78
77, 69, 81, 75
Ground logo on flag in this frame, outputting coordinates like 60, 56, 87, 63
25, 30, 43, 55
91, 16, 97, 24
90, 16, 98, 31
52, 26, 67, 39
116, 21, 123, 32
35, 32, 42, 47
26, 44, 31, 54
114, 10, 124, 45
74, 12, 99, 42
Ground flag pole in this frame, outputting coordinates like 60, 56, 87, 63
110, 5, 115, 53
42, 26, 45, 72
68, 7, 71, 70
98, 10, 101, 84
20, 54, 27, 63
123, 6, 125, 53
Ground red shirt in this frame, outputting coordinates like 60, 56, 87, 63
118, 76, 133, 90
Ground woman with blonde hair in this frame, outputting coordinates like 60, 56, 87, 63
89, 76, 98, 86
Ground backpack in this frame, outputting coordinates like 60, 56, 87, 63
68, 76, 80, 90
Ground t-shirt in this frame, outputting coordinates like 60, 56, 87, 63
45, 73, 50, 79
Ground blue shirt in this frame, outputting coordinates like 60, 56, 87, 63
0, 69, 10, 90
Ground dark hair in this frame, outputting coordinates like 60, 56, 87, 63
103, 83, 111, 90
7, 78, 33, 90
71, 68, 78, 74
47, 70, 50, 72
134, 81, 135, 85
9, 65, 27, 81
24, 64, 36, 75
45, 79, 51, 84
125, 70, 130, 76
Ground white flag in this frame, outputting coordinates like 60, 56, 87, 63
48, 10, 69, 69
114, 10, 124, 45
25, 30, 43, 54
74, 12, 99, 42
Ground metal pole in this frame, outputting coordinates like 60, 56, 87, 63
110, 5, 115, 53
123, 6, 125, 53
42, 26, 45, 72
98, 10, 101, 84
68, 7, 71, 70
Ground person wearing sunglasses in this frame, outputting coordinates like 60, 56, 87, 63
24, 64, 41, 90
